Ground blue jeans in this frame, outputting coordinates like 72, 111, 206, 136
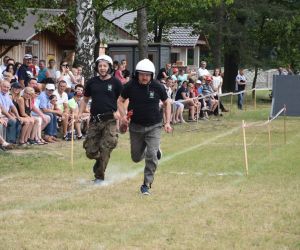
6, 119, 21, 144
237, 93, 244, 109
44, 113, 57, 136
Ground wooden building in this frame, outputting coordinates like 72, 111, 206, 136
0, 9, 75, 65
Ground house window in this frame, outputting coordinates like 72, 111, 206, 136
187, 48, 194, 66
25, 45, 33, 55
171, 53, 179, 64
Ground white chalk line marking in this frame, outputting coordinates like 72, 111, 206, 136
0, 125, 242, 217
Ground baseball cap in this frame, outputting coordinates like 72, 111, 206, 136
45, 84, 55, 90
11, 82, 22, 89
196, 80, 202, 84
24, 54, 33, 59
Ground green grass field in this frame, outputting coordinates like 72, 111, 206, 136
1, 92, 300, 249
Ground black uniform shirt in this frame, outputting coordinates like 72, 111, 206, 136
175, 86, 188, 101
84, 76, 123, 115
17, 64, 32, 87
121, 79, 168, 126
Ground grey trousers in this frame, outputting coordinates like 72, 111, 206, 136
129, 122, 162, 186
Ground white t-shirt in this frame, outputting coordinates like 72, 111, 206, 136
54, 90, 68, 111
212, 75, 223, 94
55, 71, 74, 89
198, 68, 210, 77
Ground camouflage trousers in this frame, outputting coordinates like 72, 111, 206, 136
83, 119, 118, 180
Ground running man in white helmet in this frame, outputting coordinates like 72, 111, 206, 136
78, 55, 123, 183
117, 59, 172, 195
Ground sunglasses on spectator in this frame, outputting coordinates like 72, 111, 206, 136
62, 64, 69, 67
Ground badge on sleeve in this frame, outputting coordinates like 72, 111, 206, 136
149, 91, 155, 99
107, 84, 112, 91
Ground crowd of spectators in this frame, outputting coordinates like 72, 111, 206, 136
0, 53, 230, 151
0, 54, 89, 150
158, 60, 228, 124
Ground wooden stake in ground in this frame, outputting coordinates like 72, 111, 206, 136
230, 93, 233, 116
284, 104, 287, 144
244, 91, 247, 111
242, 120, 249, 176
267, 118, 271, 155
71, 112, 75, 170
254, 89, 257, 111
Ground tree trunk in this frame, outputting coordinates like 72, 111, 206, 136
74, 0, 96, 80
223, 50, 239, 92
137, 6, 148, 60
212, 1, 224, 68
94, 13, 100, 62
252, 65, 258, 98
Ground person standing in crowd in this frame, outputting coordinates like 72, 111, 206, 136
235, 68, 247, 110
18, 54, 34, 88
73, 65, 85, 86
121, 59, 130, 82
198, 61, 210, 78
30, 56, 40, 77
212, 68, 228, 113
112, 60, 119, 76
114, 63, 127, 84
118, 59, 172, 195
37, 60, 50, 83
157, 63, 172, 81
0, 56, 10, 75
56, 61, 76, 92
47, 59, 57, 82
78, 55, 123, 183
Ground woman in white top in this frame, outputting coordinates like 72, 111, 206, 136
212, 68, 228, 113
55, 61, 76, 92
212, 68, 223, 94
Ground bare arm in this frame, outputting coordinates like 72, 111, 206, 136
17, 98, 29, 117
78, 96, 90, 117
117, 96, 127, 118
162, 98, 172, 133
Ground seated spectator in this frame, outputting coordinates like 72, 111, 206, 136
175, 81, 198, 121
40, 77, 55, 91
10, 82, 35, 145
202, 76, 218, 114
54, 80, 69, 140
164, 77, 185, 124
16, 86, 44, 145
0, 80, 21, 144
67, 84, 87, 140
31, 87, 50, 144
39, 84, 60, 143
188, 82, 201, 119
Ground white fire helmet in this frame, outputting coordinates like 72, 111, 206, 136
135, 59, 155, 75
95, 55, 113, 66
